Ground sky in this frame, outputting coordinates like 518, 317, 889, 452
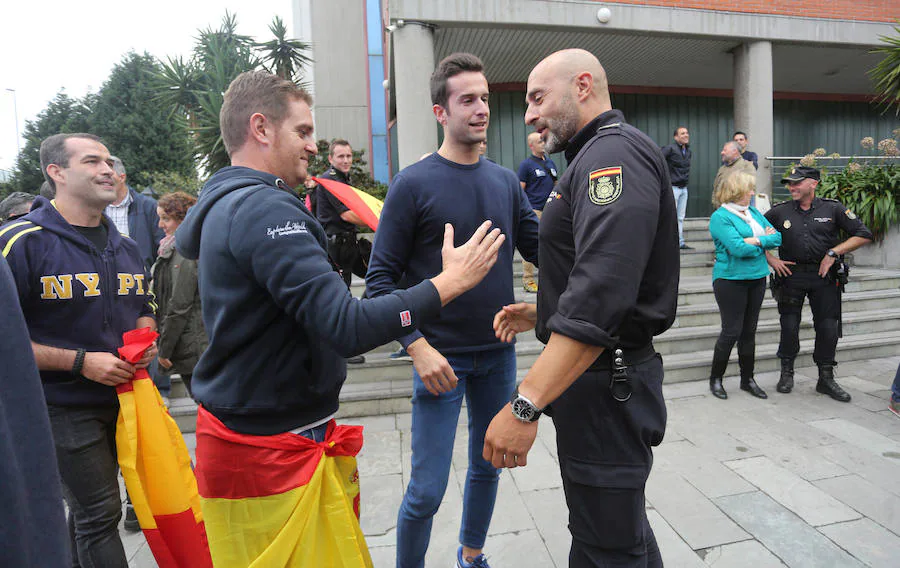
0, 0, 293, 173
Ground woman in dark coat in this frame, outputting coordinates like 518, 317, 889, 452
152, 192, 207, 397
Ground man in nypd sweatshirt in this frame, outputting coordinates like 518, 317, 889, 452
175, 72, 503, 448
0, 132, 157, 567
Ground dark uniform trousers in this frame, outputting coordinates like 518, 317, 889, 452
551, 352, 666, 567
327, 232, 372, 288
776, 268, 840, 366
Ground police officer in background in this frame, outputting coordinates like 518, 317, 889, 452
315, 139, 372, 364
315, 139, 372, 287
765, 166, 872, 401
484, 48, 678, 567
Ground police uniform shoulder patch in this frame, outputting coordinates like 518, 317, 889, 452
588, 166, 623, 206
845, 209, 857, 220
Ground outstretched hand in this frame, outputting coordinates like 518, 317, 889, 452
433, 221, 505, 305
493, 302, 537, 343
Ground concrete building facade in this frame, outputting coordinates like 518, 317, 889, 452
298, 0, 898, 205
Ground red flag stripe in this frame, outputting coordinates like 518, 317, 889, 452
194, 407, 363, 500
143, 511, 210, 568
312, 176, 380, 231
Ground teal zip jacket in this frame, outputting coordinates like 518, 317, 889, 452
709, 205, 781, 281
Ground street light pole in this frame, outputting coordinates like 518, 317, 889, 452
5, 88, 21, 156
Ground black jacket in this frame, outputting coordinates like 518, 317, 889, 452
176, 167, 441, 435
660, 142, 692, 187
126, 188, 165, 273
537, 110, 679, 350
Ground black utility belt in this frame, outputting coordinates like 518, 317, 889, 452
786, 263, 821, 273
327, 232, 357, 242
588, 343, 656, 372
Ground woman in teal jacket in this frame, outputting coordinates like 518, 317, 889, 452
708, 172, 781, 400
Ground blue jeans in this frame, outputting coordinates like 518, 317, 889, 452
149, 358, 170, 398
672, 186, 688, 246
47, 405, 127, 568
892, 363, 900, 403
396, 346, 516, 568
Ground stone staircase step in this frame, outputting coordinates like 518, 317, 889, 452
169, 327, 900, 430
660, 329, 900, 383
656, 308, 900, 355
165, 215, 900, 424
673, 288, 900, 329
676, 269, 900, 306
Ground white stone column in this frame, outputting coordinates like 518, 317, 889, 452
733, 41, 774, 199
393, 22, 437, 170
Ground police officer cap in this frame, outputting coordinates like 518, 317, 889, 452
782, 166, 820, 183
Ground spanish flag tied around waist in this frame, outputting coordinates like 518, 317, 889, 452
115, 327, 212, 568
195, 406, 373, 568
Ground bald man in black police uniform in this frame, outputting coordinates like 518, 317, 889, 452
765, 166, 872, 402
483, 48, 678, 567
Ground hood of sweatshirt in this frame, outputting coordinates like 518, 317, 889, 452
27, 196, 125, 254
176, 166, 297, 260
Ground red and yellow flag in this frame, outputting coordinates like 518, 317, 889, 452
313, 176, 383, 231
116, 328, 212, 568
195, 407, 373, 568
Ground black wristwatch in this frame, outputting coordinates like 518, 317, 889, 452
510, 387, 543, 423
826, 249, 838, 258
72, 348, 86, 376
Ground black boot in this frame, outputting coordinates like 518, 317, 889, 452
816, 365, 851, 402
740, 377, 768, 399
739, 355, 767, 399
710, 376, 728, 399
776, 358, 794, 393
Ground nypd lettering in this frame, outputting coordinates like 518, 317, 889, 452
588, 166, 623, 206
39, 272, 146, 300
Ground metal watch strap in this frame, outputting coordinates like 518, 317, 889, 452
72, 348, 86, 376
510, 387, 542, 423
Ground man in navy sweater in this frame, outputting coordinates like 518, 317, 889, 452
1, 133, 158, 567
366, 53, 540, 568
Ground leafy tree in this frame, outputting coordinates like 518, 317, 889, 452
7, 91, 93, 193
156, 12, 312, 175
140, 170, 204, 196
89, 52, 195, 187
870, 24, 900, 116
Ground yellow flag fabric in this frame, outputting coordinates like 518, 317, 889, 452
115, 328, 212, 568
195, 407, 373, 568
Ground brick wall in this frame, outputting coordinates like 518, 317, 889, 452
596, 1, 900, 23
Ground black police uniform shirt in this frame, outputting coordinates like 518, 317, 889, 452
764, 197, 873, 264
315, 167, 356, 236
536, 109, 680, 351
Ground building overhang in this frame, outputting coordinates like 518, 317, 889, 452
386, 0, 894, 95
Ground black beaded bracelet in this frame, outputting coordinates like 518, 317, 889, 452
72, 348, 86, 376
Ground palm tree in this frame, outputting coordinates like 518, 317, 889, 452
257, 16, 313, 84
155, 12, 312, 173
870, 25, 900, 116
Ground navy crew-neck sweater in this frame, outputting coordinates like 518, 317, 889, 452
366, 153, 539, 352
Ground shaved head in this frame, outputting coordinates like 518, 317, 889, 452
525, 49, 613, 153
530, 49, 609, 96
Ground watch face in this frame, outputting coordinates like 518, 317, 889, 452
512, 398, 535, 421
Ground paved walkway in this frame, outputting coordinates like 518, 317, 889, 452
125, 356, 900, 567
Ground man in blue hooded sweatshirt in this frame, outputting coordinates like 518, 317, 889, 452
174, 70, 504, 512
1, 132, 157, 567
